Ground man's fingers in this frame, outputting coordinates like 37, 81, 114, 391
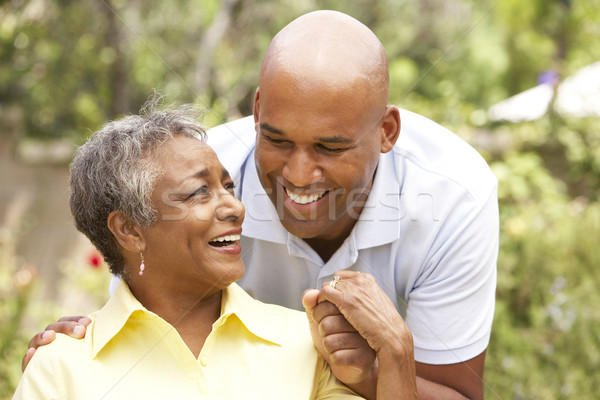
22, 330, 56, 372
27, 329, 56, 349
57, 315, 91, 325
21, 347, 36, 372
43, 321, 86, 338
22, 318, 90, 372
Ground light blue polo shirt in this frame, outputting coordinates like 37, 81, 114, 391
205, 110, 498, 365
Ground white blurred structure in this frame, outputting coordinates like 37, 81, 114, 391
488, 61, 600, 122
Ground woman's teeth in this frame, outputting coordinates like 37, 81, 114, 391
209, 234, 240, 245
285, 188, 326, 205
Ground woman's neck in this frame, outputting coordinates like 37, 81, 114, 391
129, 279, 223, 358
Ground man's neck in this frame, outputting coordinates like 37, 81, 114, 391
303, 187, 373, 263
304, 236, 343, 263
304, 213, 358, 263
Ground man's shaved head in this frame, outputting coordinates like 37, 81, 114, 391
259, 10, 390, 111
252, 10, 400, 244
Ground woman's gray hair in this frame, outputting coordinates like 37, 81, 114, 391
69, 96, 207, 276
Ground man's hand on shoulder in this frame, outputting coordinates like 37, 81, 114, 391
21, 316, 91, 372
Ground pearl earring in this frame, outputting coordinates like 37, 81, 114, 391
139, 252, 145, 276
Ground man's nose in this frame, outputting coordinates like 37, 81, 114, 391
281, 149, 323, 187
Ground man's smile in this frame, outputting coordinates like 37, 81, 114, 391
284, 187, 328, 205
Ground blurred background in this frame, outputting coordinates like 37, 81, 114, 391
1, 0, 599, 398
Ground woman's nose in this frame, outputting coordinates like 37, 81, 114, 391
214, 189, 245, 222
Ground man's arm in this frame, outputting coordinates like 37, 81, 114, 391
415, 352, 486, 400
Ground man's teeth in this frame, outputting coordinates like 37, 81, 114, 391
285, 188, 326, 204
209, 234, 240, 243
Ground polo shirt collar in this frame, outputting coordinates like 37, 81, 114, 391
241, 151, 401, 249
91, 280, 146, 359
240, 152, 288, 244
354, 152, 401, 249
91, 281, 284, 358
219, 283, 285, 346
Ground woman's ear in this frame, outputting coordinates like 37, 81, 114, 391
380, 105, 401, 153
107, 211, 146, 253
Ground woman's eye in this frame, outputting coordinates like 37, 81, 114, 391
224, 182, 236, 193
188, 186, 209, 199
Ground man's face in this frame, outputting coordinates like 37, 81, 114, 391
253, 73, 385, 242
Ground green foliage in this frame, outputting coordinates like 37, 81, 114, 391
487, 151, 600, 398
0, 241, 110, 398
0, 243, 36, 399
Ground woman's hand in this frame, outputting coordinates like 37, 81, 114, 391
305, 271, 418, 400
302, 288, 377, 399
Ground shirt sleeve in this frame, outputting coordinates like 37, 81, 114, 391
312, 356, 365, 399
406, 185, 499, 365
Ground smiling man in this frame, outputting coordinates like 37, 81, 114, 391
204, 11, 498, 400
253, 39, 395, 259
24, 10, 497, 400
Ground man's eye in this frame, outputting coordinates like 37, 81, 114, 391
264, 135, 288, 145
318, 144, 346, 153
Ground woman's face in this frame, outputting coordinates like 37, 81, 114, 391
140, 136, 245, 291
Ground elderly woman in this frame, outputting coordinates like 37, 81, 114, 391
13, 100, 364, 399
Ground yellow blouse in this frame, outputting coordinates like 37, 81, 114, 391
14, 281, 362, 399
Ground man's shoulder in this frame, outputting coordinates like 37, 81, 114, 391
206, 116, 256, 150
206, 116, 256, 179
394, 109, 497, 200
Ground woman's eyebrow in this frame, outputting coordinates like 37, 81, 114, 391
221, 168, 232, 180
182, 168, 210, 182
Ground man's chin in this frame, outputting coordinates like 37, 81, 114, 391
279, 218, 325, 240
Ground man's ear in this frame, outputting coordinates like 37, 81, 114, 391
379, 105, 401, 153
107, 211, 145, 253
253, 87, 260, 125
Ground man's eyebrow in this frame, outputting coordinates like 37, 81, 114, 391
260, 122, 285, 135
261, 122, 353, 144
315, 136, 353, 144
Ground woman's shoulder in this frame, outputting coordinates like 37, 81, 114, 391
228, 284, 313, 346
34, 330, 90, 361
